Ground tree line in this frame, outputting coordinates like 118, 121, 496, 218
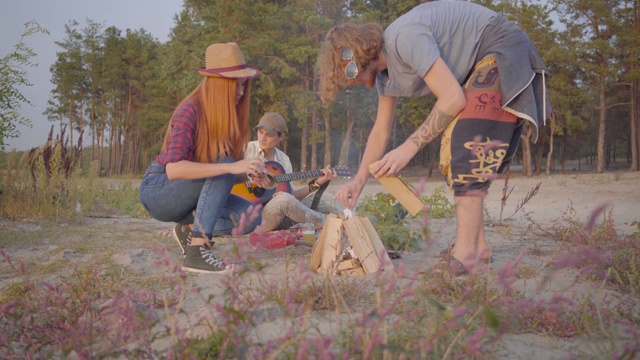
41, 0, 640, 176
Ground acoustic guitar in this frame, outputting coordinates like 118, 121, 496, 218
231, 161, 352, 205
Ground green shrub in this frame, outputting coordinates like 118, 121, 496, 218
422, 186, 455, 219
356, 192, 422, 252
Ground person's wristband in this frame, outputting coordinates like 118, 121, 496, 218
308, 179, 321, 193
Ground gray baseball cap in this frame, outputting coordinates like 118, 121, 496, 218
254, 112, 287, 136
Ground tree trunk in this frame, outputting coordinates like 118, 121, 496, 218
116, 126, 123, 175
98, 95, 105, 176
631, 78, 639, 171
546, 114, 555, 175
107, 125, 114, 176
520, 124, 533, 176
596, 70, 606, 174
535, 146, 543, 176
311, 109, 318, 171
68, 101, 74, 151
560, 134, 566, 173
91, 102, 96, 162
98, 125, 104, 176
630, 0, 639, 172
301, 116, 308, 172
125, 84, 133, 174
323, 109, 332, 167
78, 95, 84, 164
131, 125, 141, 173
338, 106, 355, 167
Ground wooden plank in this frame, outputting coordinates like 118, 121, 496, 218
357, 216, 394, 272
336, 258, 360, 271
339, 267, 365, 276
343, 216, 381, 274
368, 161, 425, 217
319, 215, 344, 272
310, 213, 333, 270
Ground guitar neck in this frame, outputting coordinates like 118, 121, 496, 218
273, 169, 325, 183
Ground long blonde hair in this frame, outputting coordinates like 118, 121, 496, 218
162, 76, 251, 163
315, 22, 384, 106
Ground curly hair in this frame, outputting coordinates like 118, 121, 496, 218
315, 22, 384, 106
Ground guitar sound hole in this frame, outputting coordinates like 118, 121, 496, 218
253, 187, 266, 198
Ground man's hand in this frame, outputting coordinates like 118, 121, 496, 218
336, 180, 364, 210
249, 173, 272, 188
370, 142, 417, 178
317, 164, 336, 185
233, 157, 271, 188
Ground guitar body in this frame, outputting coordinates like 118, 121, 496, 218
231, 161, 292, 205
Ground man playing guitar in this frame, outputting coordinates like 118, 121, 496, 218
243, 112, 343, 231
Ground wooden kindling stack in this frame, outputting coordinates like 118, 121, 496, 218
310, 214, 394, 275
309, 160, 425, 275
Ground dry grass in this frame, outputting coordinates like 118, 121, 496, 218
1, 169, 639, 358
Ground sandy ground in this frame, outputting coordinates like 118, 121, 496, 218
1, 169, 639, 358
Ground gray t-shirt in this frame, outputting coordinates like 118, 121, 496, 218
377, 1, 496, 97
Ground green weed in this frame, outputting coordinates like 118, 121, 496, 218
90, 180, 149, 218
631, 221, 640, 238
355, 186, 454, 252
422, 185, 455, 219
356, 192, 423, 252
0, 127, 147, 221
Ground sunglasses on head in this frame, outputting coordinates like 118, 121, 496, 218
340, 47, 358, 79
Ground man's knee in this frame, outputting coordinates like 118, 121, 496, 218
269, 192, 297, 209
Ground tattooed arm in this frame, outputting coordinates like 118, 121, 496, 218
371, 57, 466, 178
406, 107, 455, 151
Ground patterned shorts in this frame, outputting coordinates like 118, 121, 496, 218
439, 56, 523, 196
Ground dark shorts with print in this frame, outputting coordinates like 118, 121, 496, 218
439, 56, 523, 196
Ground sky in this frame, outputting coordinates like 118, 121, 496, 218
1, 0, 184, 151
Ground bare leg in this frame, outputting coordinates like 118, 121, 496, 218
450, 195, 491, 265
181, 223, 207, 246
477, 218, 491, 260
191, 237, 207, 246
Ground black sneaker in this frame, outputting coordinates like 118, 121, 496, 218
182, 245, 229, 274
172, 224, 192, 256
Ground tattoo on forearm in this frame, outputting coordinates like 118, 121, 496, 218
407, 108, 455, 150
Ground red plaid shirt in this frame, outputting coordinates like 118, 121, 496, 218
156, 101, 198, 166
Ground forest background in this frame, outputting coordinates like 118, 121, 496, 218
2, 0, 639, 178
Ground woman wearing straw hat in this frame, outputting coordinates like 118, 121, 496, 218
140, 42, 265, 274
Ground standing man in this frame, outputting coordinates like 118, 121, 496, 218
315, 1, 551, 275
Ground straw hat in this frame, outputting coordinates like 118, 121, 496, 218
197, 42, 259, 79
